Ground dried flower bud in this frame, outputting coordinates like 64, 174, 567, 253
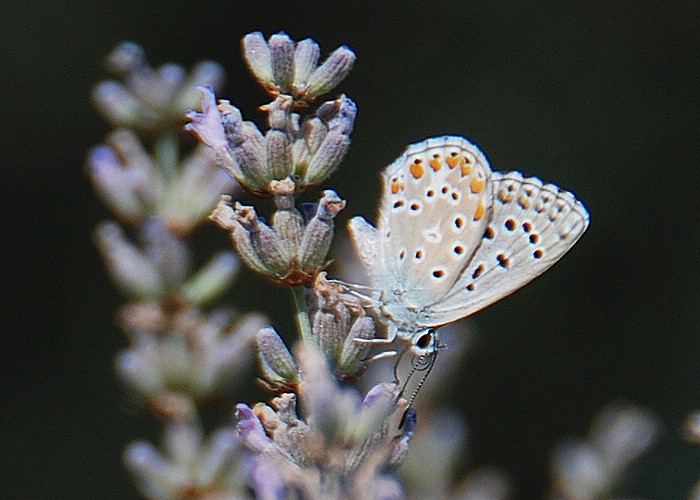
256, 327, 299, 389
301, 117, 328, 155
268, 32, 295, 93
234, 202, 291, 276
242, 32, 274, 93
271, 178, 304, 253
302, 46, 356, 100
265, 129, 293, 180
292, 39, 321, 92
298, 190, 346, 270
337, 316, 375, 379
300, 95, 355, 187
312, 272, 353, 370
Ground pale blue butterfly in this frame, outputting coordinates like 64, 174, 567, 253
348, 136, 589, 357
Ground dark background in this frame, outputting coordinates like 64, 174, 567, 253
2, 1, 698, 498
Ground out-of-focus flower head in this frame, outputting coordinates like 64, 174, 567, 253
115, 304, 267, 403
235, 343, 409, 499
87, 130, 235, 234
124, 418, 247, 499
92, 41, 225, 132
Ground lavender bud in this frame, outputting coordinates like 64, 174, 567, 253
337, 316, 375, 378
242, 32, 274, 91
312, 308, 348, 368
271, 178, 304, 253
210, 197, 269, 275
302, 117, 328, 155
292, 38, 321, 91
303, 46, 355, 99
209, 195, 236, 231
265, 129, 293, 180
312, 274, 352, 367
180, 251, 238, 305
256, 327, 298, 388
263, 94, 294, 130
229, 121, 270, 194
327, 95, 357, 135
298, 190, 346, 270
303, 131, 350, 187
234, 203, 291, 276
268, 32, 295, 93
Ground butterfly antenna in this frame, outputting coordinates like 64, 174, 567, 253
406, 349, 439, 407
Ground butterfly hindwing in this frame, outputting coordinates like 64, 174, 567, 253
427, 171, 589, 326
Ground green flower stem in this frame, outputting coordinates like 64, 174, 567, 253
291, 285, 313, 344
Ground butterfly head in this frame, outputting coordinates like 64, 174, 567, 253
407, 327, 441, 357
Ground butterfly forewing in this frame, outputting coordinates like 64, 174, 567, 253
376, 136, 494, 305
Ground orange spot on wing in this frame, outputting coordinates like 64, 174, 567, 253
470, 177, 485, 193
446, 156, 459, 168
460, 158, 472, 176
498, 189, 512, 203
429, 158, 441, 171
391, 182, 400, 194
474, 199, 485, 220
518, 194, 530, 209
409, 162, 424, 179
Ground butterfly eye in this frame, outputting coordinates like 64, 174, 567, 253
416, 331, 433, 349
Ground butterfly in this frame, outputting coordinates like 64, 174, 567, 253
348, 136, 589, 357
